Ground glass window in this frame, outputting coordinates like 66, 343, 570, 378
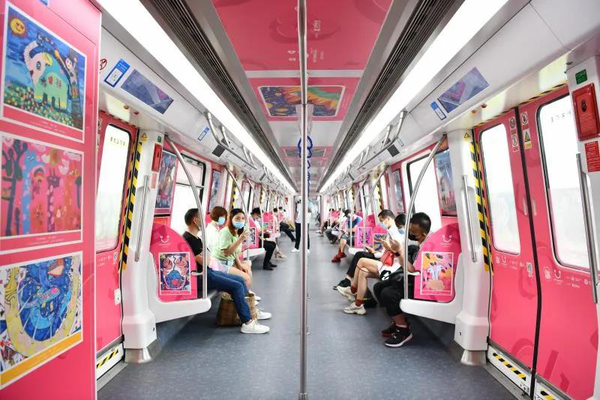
408, 156, 442, 232
392, 170, 404, 213
96, 125, 131, 252
539, 96, 588, 269
362, 183, 372, 215
170, 155, 205, 235
379, 175, 389, 210
481, 124, 521, 253
208, 169, 221, 212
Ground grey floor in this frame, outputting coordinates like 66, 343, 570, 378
99, 230, 513, 400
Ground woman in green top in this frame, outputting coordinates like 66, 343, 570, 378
213, 208, 253, 289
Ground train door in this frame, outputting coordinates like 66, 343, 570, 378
475, 109, 539, 391
95, 112, 137, 374
518, 88, 597, 399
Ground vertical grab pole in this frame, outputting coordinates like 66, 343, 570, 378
348, 186, 354, 247
224, 167, 250, 260
165, 135, 208, 299
359, 180, 368, 246
403, 135, 446, 299
297, 0, 308, 397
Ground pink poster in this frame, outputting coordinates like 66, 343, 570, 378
1, 134, 82, 252
150, 223, 198, 302
413, 223, 461, 303
354, 226, 373, 248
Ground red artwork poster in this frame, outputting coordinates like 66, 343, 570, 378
1, 133, 83, 253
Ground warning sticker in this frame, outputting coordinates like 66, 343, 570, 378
140, 132, 148, 142
511, 133, 520, 152
509, 117, 516, 130
523, 129, 532, 150
585, 140, 600, 172
521, 112, 529, 127
463, 132, 471, 141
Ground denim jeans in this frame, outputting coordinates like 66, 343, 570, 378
206, 268, 252, 323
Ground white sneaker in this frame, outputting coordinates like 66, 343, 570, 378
344, 302, 366, 315
257, 309, 272, 320
241, 320, 270, 334
276, 253, 287, 259
291, 248, 299, 253
337, 285, 356, 302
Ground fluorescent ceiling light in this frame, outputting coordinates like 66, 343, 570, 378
98, 0, 295, 193
321, 0, 508, 192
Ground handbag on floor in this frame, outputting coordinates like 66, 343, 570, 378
216, 292, 258, 326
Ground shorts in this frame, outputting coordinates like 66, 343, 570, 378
210, 258, 232, 274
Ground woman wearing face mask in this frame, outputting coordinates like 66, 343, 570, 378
213, 208, 253, 289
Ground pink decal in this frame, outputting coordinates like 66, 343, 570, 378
413, 223, 461, 303
155, 150, 177, 214
150, 224, 198, 302
1, 135, 82, 252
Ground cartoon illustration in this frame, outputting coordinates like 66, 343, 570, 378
0, 253, 82, 386
159, 252, 191, 294
3, 6, 86, 131
1, 137, 82, 239
420, 252, 454, 296
259, 85, 343, 117
155, 151, 177, 212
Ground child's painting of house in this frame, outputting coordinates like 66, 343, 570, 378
2, 4, 86, 131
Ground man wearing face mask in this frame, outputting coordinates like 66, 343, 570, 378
373, 212, 431, 348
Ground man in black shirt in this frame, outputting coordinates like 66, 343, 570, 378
182, 208, 269, 334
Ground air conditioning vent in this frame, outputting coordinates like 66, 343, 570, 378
212, 144, 225, 157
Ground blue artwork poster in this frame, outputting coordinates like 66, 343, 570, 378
0, 252, 82, 387
2, 4, 86, 136
437, 67, 489, 114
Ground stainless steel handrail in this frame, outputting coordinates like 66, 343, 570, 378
577, 153, 599, 304
371, 166, 389, 217
223, 167, 251, 260
403, 135, 446, 299
461, 175, 478, 263
134, 175, 150, 263
347, 186, 354, 246
165, 135, 208, 300
359, 179, 369, 247
297, 0, 308, 397
205, 112, 256, 170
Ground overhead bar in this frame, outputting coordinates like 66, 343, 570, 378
206, 112, 257, 170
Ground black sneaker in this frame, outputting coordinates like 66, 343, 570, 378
263, 265, 274, 271
363, 297, 378, 308
385, 328, 413, 348
381, 323, 399, 337
333, 278, 351, 290
269, 262, 278, 268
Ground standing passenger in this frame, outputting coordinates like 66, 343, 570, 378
250, 208, 277, 270
291, 199, 310, 253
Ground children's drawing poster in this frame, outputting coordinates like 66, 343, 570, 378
0, 252, 83, 388
158, 252, 191, 296
372, 233, 387, 251
434, 150, 457, 216
155, 150, 177, 214
413, 222, 461, 303
1, 134, 83, 253
1, 3, 86, 142
354, 226, 373, 248
207, 169, 220, 212
150, 224, 197, 302
419, 252, 454, 296
243, 226, 258, 250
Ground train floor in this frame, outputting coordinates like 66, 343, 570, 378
99, 230, 513, 400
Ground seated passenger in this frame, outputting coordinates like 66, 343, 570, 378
206, 206, 227, 254
331, 209, 362, 263
374, 212, 431, 348
250, 207, 278, 270
334, 212, 405, 289
182, 208, 270, 333
337, 209, 405, 315
212, 208, 255, 291
272, 208, 287, 259
278, 206, 296, 242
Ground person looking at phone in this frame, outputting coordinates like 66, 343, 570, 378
213, 208, 254, 290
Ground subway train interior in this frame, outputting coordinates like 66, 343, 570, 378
2, 0, 600, 399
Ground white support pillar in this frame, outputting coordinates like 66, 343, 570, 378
448, 130, 490, 361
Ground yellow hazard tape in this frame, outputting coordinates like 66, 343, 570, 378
492, 352, 527, 381
96, 347, 120, 369
469, 133, 492, 273
539, 390, 556, 400
121, 140, 143, 271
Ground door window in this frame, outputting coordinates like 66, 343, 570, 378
362, 184, 372, 215
538, 96, 588, 269
392, 170, 404, 213
96, 125, 131, 252
480, 124, 521, 254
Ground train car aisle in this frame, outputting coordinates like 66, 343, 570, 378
99, 231, 512, 400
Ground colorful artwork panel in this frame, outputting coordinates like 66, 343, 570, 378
437, 67, 489, 114
0, 252, 83, 388
354, 226, 373, 248
2, 3, 86, 141
419, 252, 454, 296
259, 85, 344, 118
158, 252, 191, 295
1, 134, 83, 252
372, 233, 386, 251
155, 150, 177, 214
434, 150, 457, 216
